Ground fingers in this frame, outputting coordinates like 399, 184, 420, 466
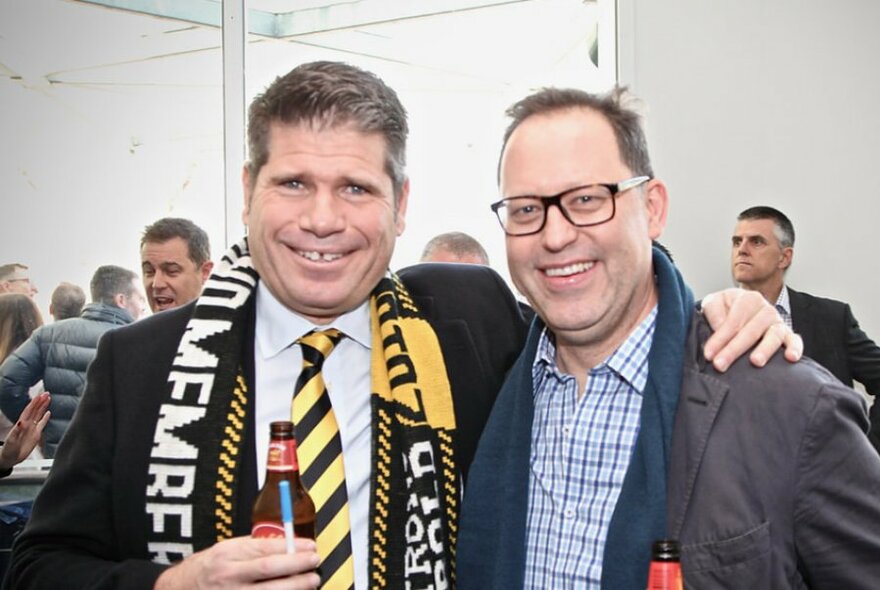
709, 309, 776, 372
36, 409, 51, 429
782, 329, 803, 362
155, 536, 321, 589
701, 288, 751, 361
243, 552, 321, 588
702, 288, 803, 372
19, 392, 51, 424
745, 321, 787, 368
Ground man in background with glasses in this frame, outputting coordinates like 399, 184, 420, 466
458, 88, 880, 589
0, 263, 38, 298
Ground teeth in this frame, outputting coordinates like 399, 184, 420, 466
545, 262, 594, 277
299, 250, 343, 262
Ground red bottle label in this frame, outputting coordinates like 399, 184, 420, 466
252, 521, 285, 538
266, 439, 298, 472
646, 562, 683, 590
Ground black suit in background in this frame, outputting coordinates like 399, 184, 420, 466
3, 264, 528, 590
788, 287, 880, 453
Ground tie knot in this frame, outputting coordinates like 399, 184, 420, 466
297, 328, 343, 361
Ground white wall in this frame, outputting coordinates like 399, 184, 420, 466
621, 0, 880, 341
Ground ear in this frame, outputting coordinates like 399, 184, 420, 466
395, 177, 410, 236
779, 246, 793, 271
200, 260, 215, 282
241, 164, 252, 226
644, 179, 669, 240
113, 293, 126, 308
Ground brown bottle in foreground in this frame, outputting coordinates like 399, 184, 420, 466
252, 420, 316, 540
646, 539, 684, 590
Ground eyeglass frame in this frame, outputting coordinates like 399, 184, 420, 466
490, 175, 652, 236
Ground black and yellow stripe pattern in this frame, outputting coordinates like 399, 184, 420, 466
215, 372, 248, 541
293, 329, 354, 590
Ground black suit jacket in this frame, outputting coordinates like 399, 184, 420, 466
788, 288, 880, 452
4, 264, 528, 590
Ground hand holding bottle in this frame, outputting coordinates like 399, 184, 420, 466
152, 536, 320, 589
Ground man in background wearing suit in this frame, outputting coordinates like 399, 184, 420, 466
732, 205, 880, 453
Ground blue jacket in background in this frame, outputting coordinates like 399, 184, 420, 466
0, 303, 134, 457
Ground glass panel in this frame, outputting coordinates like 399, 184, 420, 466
241, 0, 617, 277
0, 0, 618, 317
0, 0, 225, 319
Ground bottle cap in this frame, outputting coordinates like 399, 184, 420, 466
651, 539, 681, 560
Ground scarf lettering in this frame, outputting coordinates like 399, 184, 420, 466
146, 248, 256, 564
403, 441, 448, 589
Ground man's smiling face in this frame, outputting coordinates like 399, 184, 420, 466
242, 121, 408, 324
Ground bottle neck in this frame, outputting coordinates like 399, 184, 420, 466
266, 437, 299, 472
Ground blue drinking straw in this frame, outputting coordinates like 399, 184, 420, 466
278, 480, 296, 554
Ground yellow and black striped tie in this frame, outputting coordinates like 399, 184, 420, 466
292, 329, 354, 590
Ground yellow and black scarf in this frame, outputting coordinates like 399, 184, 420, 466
144, 238, 459, 589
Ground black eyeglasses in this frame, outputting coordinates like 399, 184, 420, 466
490, 176, 651, 236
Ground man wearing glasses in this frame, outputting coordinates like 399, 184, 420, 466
458, 88, 880, 589
0, 263, 38, 298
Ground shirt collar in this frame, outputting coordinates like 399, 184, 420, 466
533, 305, 658, 395
775, 285, 791, 316
255, 281, 372, 359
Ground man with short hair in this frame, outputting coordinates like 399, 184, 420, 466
140, 217, 214, 313
49, 281, 86, 321
0, 265, 144, 457
458, 88, 880, 589
420, 231, 490, 265
0, 263, 37, 298
6, 64, 793, 590
732, 205, 880, 453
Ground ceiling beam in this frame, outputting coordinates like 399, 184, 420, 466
73, 0, 531, 38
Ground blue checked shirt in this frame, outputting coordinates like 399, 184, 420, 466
524, 306, 658, 589
775, 286, 793, 329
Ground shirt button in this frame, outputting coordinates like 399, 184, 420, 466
564, 508, 576, 519
562, 425, 572, 436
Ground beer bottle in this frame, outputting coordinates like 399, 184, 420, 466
646, 539, 684, 590
252, 420, 316, 540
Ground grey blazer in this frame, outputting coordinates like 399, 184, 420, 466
669, 315, 880, 588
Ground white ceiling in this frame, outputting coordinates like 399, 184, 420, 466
0, 0, 614, 309
0, 0, 608, 94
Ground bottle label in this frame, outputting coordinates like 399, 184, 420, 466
252, 521, 286, 538
646, 562, 683, 590
266, 439, 298, 472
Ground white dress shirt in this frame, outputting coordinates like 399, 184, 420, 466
254, 282, 372, 590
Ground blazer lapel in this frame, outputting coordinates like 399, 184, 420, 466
788, 288, 812, 336
667, 351, 729, 539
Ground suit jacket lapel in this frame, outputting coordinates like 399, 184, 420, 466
788, 288, 811, 336
667, 323, 729, 539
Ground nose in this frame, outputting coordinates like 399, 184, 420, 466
299, 190, 346, 236
151, 271, 169, 289
540, 204, 579, 252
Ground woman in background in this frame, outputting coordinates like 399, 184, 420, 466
0, 293, 48, 468
0, 294, 43, 362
